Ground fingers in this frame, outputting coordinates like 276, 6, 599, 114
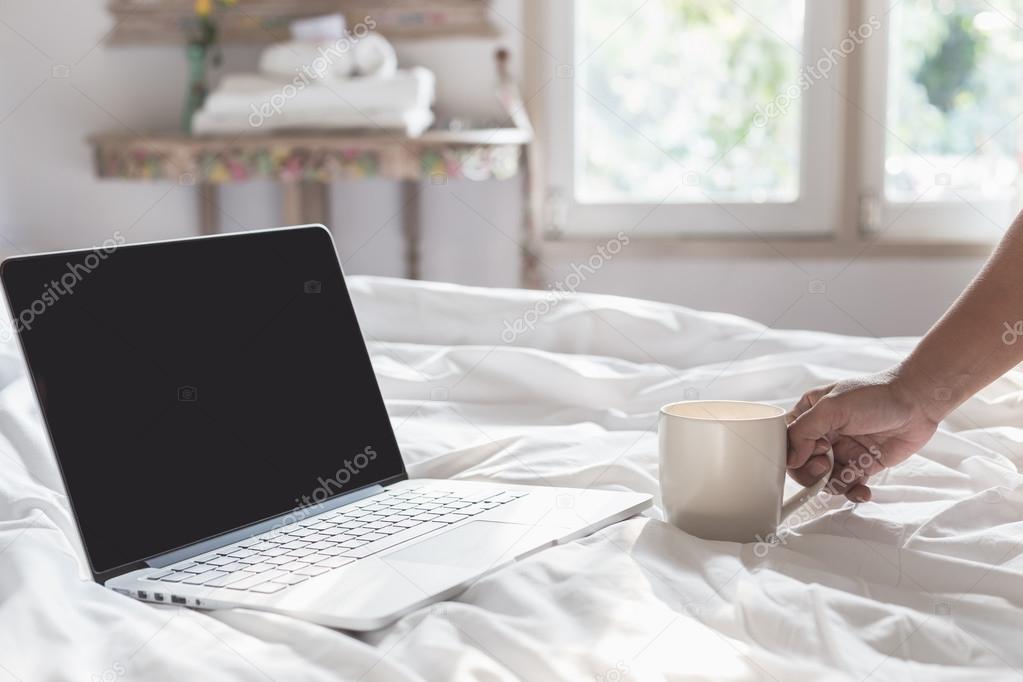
825, 438, 883, 500
787, 438, 831, 487
845, 484, 871, 503
787, 393, 846, 469
785, 384, 833, 425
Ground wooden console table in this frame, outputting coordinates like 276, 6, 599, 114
88, 52, 541, 286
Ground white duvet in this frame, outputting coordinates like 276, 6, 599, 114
1, 276, 1021, 681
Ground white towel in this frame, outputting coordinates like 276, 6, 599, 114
191, 107, 434, 137
352, 32, 398, 78
259, 41, 355, 79
204, 68, 435, 117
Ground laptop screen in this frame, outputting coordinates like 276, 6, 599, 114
1, 226, 406, 577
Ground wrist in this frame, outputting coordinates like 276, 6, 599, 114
888, 361, 957, 425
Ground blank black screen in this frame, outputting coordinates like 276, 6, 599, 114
2, 226, 405, 576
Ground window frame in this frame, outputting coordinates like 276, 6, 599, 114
858, 0, 1017, 243
524, 0, 1005, 253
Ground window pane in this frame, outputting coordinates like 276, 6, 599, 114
885, 1, 1023, 204
575, 0, 805, 204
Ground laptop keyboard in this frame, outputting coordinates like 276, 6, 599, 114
145, 487, 528, 595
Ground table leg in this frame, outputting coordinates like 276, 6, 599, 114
401, 180, 421, 280
282, 182, 303, 225
198, 182, 220, 235
521, 148, 542, 288
282, 181, 329, 227
301, 182, 328, 226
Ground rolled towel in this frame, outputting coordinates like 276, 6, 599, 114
259, 41, 355, 79
353, 32, 398, 78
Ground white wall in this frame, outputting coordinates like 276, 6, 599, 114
0, 0, 988, 337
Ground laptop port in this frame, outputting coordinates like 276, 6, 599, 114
154, 593, 164, 602
171, 595, 186, 605
137, 590, 148, 600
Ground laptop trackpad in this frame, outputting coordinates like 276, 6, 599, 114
383, 520, 560, 571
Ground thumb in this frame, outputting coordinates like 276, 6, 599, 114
787, 396, 845, 468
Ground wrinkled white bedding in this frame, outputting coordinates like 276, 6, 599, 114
1, 275, 1021, 681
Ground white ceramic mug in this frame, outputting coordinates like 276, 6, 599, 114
658, 400, 833, 543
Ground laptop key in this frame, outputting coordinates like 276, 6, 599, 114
206, 556, 235, 567
227, 570, 286, 590
228, 549, 256, 559
317, 556, 355, 569
302, 554, 330, 564
278, 561, 309, 572
249, 581, 286, 594
205, 571, 256, 588
155, 571, 192, 583
183, 570, 228, 585
340, 522, 445, 559
434, 514, 470, 524
294, 565, 328, 577
274, 574, 309, 585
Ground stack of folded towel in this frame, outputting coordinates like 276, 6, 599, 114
192, 27, 436, 137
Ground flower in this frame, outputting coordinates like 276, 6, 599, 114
194, 0, 212, 17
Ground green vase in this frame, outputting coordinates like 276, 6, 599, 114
182, 43, 208, 134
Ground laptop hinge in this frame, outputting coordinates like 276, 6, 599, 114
145, 484, 386, 569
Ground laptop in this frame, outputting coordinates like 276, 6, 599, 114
1, 225, 650, 631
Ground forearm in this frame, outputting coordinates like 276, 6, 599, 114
895, 211, 1023, 420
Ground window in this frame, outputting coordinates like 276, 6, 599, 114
862, 0, 1023, 240
535, 0, 1020, 243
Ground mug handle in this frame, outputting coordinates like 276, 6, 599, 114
779, 448, 834, 521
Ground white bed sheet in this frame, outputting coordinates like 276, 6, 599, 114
1, 275, 1021, 681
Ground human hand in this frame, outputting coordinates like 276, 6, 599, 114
786, 369, 943, 502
